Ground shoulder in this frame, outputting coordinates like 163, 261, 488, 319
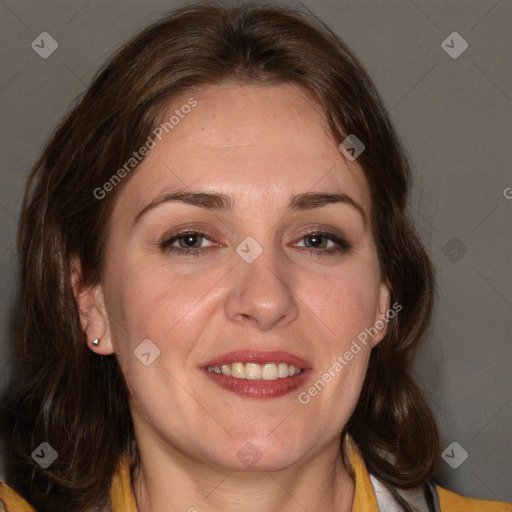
435, 484, 512, 512
0, 482, 37, 511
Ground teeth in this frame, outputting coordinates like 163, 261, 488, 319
231, 362, 245, 379
207, 362, 303, 380
277, 362, 288, 378
245, 363, 261, 380
262, 363, 278, 380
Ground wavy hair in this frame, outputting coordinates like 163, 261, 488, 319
0, 2, 439, 510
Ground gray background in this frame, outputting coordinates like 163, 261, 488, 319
0, 0, 510, 503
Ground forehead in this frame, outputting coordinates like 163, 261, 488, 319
114, 82, 370, 218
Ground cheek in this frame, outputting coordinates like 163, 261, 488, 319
295, 264, 381, 426
302, 262, 382, 345
107, 258, 222, 357
105, 264, 211, 416
110, 248, 382, 355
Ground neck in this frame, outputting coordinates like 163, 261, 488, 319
131, 434, 355, 512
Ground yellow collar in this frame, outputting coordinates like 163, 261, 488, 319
110, 433, 379, 512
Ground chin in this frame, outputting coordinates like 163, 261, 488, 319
206, 434, 309, 472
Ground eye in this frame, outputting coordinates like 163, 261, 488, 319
159, 229, 350, 257
160, 230, 216, 257
294, 231, 351, 256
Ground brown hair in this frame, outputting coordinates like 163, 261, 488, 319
0, 2, 439, 510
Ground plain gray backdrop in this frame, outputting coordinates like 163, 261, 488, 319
0, 0, 511, 504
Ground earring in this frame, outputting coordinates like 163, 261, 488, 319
92, 338, 100, 346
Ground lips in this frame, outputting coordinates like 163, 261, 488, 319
200, 350, 312, 399
200, 350, 312, 369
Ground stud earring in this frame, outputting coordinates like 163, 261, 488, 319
92, 338, 100, 346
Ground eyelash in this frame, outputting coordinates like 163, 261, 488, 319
159, 230, 351, 257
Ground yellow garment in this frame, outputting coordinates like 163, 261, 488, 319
436, 486, 511, 512
0, 482, 36, 512
1, 435, 511, 511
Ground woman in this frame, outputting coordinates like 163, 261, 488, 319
0, 2, 510, 511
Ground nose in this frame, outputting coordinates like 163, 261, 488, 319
223, 241, 299, 331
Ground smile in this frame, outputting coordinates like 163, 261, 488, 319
206, 362, 303, 380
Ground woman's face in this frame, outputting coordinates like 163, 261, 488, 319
84, 82, 390, 471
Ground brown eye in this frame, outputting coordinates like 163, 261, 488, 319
160, 231, 215, 256
159, 230, 350, 258
295, 231, 351, 256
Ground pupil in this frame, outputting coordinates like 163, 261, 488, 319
184, 234, 199, 248
307, 234, 322, 247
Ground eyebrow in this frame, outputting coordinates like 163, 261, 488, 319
133, 188, 367, 226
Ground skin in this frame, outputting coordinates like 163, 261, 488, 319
73, 82, 390, 512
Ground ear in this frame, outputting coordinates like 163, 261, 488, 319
70, 255, 114, 355
372, 279, 391, 347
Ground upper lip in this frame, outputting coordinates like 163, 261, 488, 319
201, 350, 312, 369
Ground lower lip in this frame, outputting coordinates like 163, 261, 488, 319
202, 368, 311, 398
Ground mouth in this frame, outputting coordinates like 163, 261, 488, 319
206, 361, 304, 378
200, 350, 312, 399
